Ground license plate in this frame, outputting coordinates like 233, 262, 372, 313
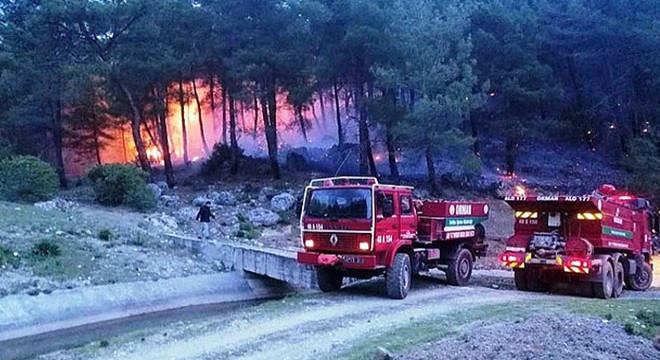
341, 256, 365, 264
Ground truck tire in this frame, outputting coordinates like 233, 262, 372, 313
446, 248, 473, 286
592, 261, 614, 299
613, 261, 624, 298
386, 253, 411, 299
525, 269, 550, 293
317, 267, 343, 292
514, 269, 529, 291
626, 262, 653, 291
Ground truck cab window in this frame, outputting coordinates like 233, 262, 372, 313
400, 196, 412, 215
378, 194, 395, 216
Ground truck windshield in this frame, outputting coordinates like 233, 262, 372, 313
306, 188, 372, 219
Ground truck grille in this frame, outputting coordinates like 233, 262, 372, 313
305, 232, 368, 253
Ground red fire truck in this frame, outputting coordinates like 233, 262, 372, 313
296, 177, 489, 299
499, 185, 655, 298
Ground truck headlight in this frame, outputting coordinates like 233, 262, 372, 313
359, 241, 370, 251
304, 239, 315, 248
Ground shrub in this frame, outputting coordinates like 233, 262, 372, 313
0, 155, 59, 202
98, 229, 112, 241
0, 245, 20, 268
88, 164, 156, 210
0, 139, 13, 161
202, 143, 243, 176
236, 219, 260, 239
32, 240, 61, 258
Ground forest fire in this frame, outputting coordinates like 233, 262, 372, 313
88, 79, 345, 175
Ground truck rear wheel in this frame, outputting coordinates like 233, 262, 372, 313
514, 269, 529, 291
592, 261, 614, 299
626, 262, 653, 291
613, 261, 624, 298
446, 248, 473, 286
386, 253, 411, 299
317, 267, 343, 292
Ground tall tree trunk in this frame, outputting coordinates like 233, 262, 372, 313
296, 105, 308, 142
155, 84, 175, 187
505, 136, 518, 175
333, 81, 344, 149
191, 74, 211, 156
354, 82, 369, 175
228, 91, 239, 174
51, 95, 68, 188
120, 126, 128, 163
366, 134, 378, 178
93, 124, 102, 165
386, 125, 399, 182
177, 76, 189, 164
470, 111, 481, 156
117, 80, 151, 173
208, 71, 217, 135
425, 145, 437, 193
262, 87, 280, 179
311, 102, 321, 129
222, 85, 228, 144
318, 89, 326, 128
240, 102, 246, 132
253, 97, 259, 139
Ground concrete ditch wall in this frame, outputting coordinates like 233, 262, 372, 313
164, 234, 318, 289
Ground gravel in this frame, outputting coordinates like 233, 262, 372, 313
398, 313, 659, 360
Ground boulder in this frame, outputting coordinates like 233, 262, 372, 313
258, 186, 278, 202
211, 191, 237, 206
192, 196, 212, 207
156, 181, 169, 192
270, 193, 296, 212
148, 183, 163, 199
144, 213, 179, 231
247, 208, 280, 227
173, 207, 198, 222
160, 195, 181, 206
654, 332, 660, 351
34, 198, 77, 212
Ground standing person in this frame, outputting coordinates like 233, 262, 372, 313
196, 201, 215, 239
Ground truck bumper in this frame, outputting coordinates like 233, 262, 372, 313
500, 251, 600, 275
297, 252, 379, 270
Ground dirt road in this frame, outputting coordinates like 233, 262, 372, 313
39, 278, 660, 360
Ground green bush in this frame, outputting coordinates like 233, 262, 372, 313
0, 155, 59, 202
0, 139, 13, 161
202, 143, 243, 176
32, 240, 61, 258
98, 229, 112, 241
0, 245, 20, 268
88, 164, 156, 210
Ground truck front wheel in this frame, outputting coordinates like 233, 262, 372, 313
386, 253, 411, 299
626, 263, 653, 291
317, 267, 343, 292
446, 248, 473, 286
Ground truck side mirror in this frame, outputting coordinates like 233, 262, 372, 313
382, 197, 394, 218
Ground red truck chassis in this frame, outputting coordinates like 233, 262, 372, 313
499, 185, 655, 299
297, 177, 488, 299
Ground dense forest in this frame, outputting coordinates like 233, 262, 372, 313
1, 0, 659, 196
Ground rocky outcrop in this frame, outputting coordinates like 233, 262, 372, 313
247, 208, 280, 227
270, 193, 296, 212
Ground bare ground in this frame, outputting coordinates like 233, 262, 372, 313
37, 279, 660, 360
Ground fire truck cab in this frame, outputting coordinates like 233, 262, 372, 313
499, 185, 656, 298
297, 177, 489, 299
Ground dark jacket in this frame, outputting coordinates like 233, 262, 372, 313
196, 205, 215, 222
